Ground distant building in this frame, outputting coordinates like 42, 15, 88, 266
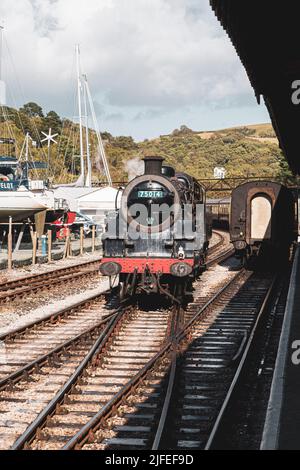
213, 167, 226, 179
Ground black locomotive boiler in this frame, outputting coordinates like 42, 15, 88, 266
100, 156, 212, 302
230, 181, 296, 264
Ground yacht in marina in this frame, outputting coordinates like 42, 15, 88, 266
0, 139, 48, 222
0, 138, 67, 223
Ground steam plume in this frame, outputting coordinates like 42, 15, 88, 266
125, 158, 144, 181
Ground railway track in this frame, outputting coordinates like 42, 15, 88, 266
0, 229, 235, 450
0, 259, 102, 303
207, 230, 233, 267
0, 230, 229, 304
53, 268, 279, 451
0, 229, 230, 382
5, 305, 172, 450
208, 230, 226, 255
0, 292, 118, 391
205, 272, 290, 450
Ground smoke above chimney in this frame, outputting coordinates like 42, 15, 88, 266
124, 157, 144, 182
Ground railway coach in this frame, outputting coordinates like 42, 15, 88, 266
230, 181, 297, 264
206, 197, 230, 229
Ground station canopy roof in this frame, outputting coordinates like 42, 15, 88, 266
210, 0, 300, 174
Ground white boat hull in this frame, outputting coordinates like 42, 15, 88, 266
0, 191, 48, 223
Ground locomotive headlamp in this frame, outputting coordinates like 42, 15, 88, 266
170, 262, 193, 278
178, 246, 185, 260
100, 261, 122, 277
234, 240, 247, 250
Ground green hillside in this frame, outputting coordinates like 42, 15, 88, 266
106, 124, 293, 186
0, 103, 294, 187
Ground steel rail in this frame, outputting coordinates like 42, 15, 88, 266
151, 350, 177, 450
62, 343, 173, 450
12, 309, 125, 450
204, 274, 278, 450
0, 258, 101, 291
0, 288, 110, 343
0, 269, 100, 303
208, 230, 226, 256
206, 246, 234, 268
0, 310, 117, 392
0, 231, 230, 344
10, 232, 235, 451
62, 268, 246, 450
150, 269, 248, 450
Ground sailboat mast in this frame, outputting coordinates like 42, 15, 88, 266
84, 78, 112, 186
0, 23, 6, 106
25, 133, 29, 161
83, 75, 92, 187
76, 44, 85, 182
24, 132, 29, 179
0, 24, 3, 80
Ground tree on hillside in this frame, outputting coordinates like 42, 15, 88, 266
172, 125, 194, 136
100, 131, 113, 142
20, 102, 44, 118
276, 150, 296, 184
111, 136, 138, 150
0, 106, 18, 124
238, 126, 256, 136
43, 111, 62, 135
180, 125, 193, 133
16, 110, 36, 137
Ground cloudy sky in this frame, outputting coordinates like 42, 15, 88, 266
0, 0, 270, 140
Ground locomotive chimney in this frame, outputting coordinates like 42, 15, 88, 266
143, 156, 164, 175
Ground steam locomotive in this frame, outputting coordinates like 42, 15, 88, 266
100, 156, 212, 302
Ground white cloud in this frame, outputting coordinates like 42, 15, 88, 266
0, 0, 259, 138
